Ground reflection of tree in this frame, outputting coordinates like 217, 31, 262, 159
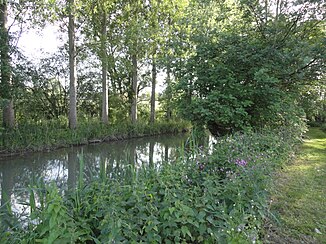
67, 150, 77, 190
0, 150, 70, 220
164, 145, 169, 162
107, 157, 114, 179
126, 143, 137, 182
99, 156, 106, 181
149, 142, 154, 168
0, 132, 190, 219
0, 162, 14, 229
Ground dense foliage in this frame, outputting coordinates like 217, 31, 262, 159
0, 0, 325, 242
1, 126, 302, 243
1, 0, 324, 134
175, 0, 325, 135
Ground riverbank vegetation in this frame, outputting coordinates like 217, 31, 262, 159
0, 119, 189, 155
1, 126, 302, 243
0, 0, 325, 243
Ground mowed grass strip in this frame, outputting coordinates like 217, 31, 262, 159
267, 127, 326, 243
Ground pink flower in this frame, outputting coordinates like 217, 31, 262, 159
235, 159, 248, 167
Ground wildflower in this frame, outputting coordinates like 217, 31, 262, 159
235, 159, 248, 167
199, 164, 205, 170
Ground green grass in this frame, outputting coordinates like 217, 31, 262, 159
267, 127, 326, 243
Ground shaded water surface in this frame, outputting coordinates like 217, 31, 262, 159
0, 134, 190, 217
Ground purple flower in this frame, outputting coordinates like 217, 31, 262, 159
235, 159, 248, 167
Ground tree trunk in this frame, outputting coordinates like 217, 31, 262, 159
275, 0, 280, 20
101, 13, 109, 124
131, 54, 138, 123
0, 1, 15, 128
68, 0, 77, 129
3, 101, 14, 128
150, 56, 156, 124
264, 0, 268, 23
166, 64, 172, 120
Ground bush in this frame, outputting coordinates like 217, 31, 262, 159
320, 123, 326, 133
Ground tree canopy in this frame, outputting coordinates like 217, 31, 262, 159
0, 0, 324, 132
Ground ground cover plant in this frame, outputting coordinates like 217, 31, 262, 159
0, 125, 303, 243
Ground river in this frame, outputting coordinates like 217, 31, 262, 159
0, 133, 193, 218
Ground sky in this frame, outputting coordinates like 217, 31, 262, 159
17, 24, 61, 60
15, 24, 166, 93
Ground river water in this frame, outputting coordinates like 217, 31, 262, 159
0, 133, 193, 218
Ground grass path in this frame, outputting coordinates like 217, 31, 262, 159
266, 128, 326, 243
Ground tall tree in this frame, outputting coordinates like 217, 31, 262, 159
175, 0, 325, 135
150, 54, 156, 124
100, 12, 109, 124
123, 0, 149, 124
165, 65, 172, 120
147, 0, 187, 123
155, 0, 189, 121
0, 0, 15, 128
83, 0, 111, 124
131, 53, 138, 123
68, 0, 77, 129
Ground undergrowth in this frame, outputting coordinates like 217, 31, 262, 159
0, 118, 190, 154
0, 126, 302, 243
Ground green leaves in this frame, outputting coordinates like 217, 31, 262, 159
174, 0, 324, 134
2, 125, 303, 243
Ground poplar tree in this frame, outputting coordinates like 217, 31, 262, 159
0, 0, 15, 128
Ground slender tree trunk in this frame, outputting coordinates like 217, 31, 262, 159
166, 64, 172, 120
276, 0, 280, 20
166, 17, 173, 121
150, 56, 156, 124
0, 1, 15, 128
264, 0, 268, 23
101, 13, 109, 124
131, 54, 138, 123
68, 0, 77, 129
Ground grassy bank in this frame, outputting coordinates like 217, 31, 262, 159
0, 119, 190, 156
0, 126, 302, 243
266, 128, 326, 243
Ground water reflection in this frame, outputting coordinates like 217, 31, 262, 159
0, 134, 189, 218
